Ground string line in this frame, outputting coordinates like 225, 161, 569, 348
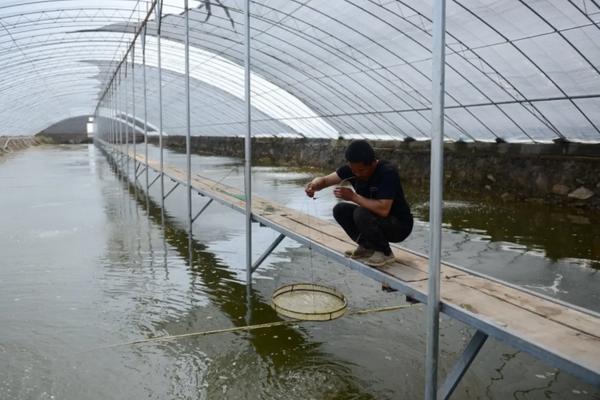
89, 303, 418, 351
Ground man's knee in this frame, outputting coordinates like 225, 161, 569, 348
353, 207, 375, 225
333, 202, 353, 222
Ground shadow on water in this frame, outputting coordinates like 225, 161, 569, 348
106, 158, 381, 399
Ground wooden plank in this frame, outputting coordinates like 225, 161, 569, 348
451, 275, 600, 339
409, 277, 600, 373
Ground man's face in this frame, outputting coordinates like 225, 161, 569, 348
349, 161, 376, 181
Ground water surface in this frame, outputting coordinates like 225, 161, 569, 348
1, 144, 598, 399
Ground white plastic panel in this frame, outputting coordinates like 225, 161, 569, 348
0, 0, 598, 143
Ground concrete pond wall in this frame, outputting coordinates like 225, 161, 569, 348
0, 136, 41, 154
150, 136, 600, 210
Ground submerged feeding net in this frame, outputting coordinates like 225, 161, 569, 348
271, 283, 347, 321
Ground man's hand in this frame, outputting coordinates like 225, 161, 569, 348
305, 173, 342, 198
333, 186, 356, 201
305, 181, 317, 198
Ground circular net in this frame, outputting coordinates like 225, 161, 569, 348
271, 283, 347, 321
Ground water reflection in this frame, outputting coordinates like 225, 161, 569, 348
107, 160, 380, 399
411, 197, 600, 264
244, 168, 600, 268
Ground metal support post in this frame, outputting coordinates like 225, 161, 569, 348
142, 26, 149, 192
438, 330, 488, 400
192, 199, 214, 223
156, 0, 165, 210
125, 61, 130, 176
132, 47, 137, 182
108, 91, 112, 149
251, 233, 285, 273
244, 0, 252, 286
118, 70, 123, 173
114, 76, 118, 168
111, 89, 115, 151
184, 0, 192, 235
425, 1, 447, 399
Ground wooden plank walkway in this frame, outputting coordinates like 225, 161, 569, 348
115, 145, 600, 387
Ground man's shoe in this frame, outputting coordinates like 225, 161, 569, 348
364, 251, 396, 267
381, 282, 398, 293
344, 245, 374, 259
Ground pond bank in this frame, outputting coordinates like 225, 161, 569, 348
0, 136, 41, 154
149, 136, 600, 210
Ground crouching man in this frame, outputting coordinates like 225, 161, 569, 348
305, 140, 413, 267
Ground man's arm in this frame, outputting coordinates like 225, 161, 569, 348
305, 172, 341, 197
333, 187, 393, 217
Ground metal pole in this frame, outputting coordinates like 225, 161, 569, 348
118, 70, 123, 172
425, 1, 447, 399
184, 0, 192, 235
142, 26, 149, 191
125, 61, 130, 176
132, 46, 137, 182
108, 89, 112, 147
110, 87, 114, 150
157, 0, 165, 209
244, 0, 252, 286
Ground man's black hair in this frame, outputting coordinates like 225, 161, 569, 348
345, 140, 375, 164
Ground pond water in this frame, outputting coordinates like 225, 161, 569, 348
0, 144, 598, 399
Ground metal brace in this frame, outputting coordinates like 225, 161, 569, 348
251, 233, 286, 273
192, 199, 214, 223
438, 330, 488, 400
136, 166, 147, 180
148, 173, 161, 189
163, 182, 180, 200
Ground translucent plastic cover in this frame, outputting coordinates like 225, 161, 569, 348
1, 0, 598, 142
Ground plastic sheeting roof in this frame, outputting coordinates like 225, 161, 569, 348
1, 0, 599, 142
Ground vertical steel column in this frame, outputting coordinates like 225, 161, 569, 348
118, 70, 123, 172
244, 0, 252, 285
425, 1, 447, 399
108, 90, 111, 147
156, 0, 165, 209
110, 87, 115, 151
125, 61, 130, 176
142, 26, 149, 191
132, 47, 137, 181
184, 0, 192, 234
109, 89, 112, 147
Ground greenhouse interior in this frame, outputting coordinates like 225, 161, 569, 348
1, 1, 599, 399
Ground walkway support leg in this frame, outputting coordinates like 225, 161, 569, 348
132, 47, 137, 183
142, 25, 149, 192
438, 330, 488, 400
244, 0, 252, 286
125, 62, 130, 178
425, 0, 447, 399
184, 0, 192, 236
156, 0, 165, 210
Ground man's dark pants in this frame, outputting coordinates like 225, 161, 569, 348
333, 202, 413, 255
